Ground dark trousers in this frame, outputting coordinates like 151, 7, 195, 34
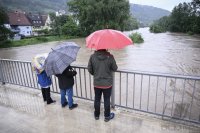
94, 87, 112, 117
41, 87, 53, 104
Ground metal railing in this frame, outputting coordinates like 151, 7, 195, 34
0, 59, 200, 124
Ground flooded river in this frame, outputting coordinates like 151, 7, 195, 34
0, 28, 200, 76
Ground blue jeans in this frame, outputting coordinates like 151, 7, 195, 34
60, 87, 73, 107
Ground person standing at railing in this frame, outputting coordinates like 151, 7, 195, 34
37, 70, 56, 104
55, 65, 78, 110
88, 49, 118, 122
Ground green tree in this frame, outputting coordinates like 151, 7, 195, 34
49, 13, 80, 36
62, 16, 80, 36
191, 0, 200, 33
150, 1, 200, 34
0, 7, 11, 42
170, 3, 193, 32
124, 16, 139, 31
68, 0, 131, 36
150, 16, 170, 33
49, 13, 65, 36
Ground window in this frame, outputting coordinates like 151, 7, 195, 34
27, 27, 29, 29
27, 31, 29, 34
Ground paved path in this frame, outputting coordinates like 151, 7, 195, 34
0, 84, 199, 133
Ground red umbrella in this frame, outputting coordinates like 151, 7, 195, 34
86, 29, 133, 50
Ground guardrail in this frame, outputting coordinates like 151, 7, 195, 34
0, 59, 200, 124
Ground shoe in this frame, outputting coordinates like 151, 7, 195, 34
94, 113, 99, 120
62, 102, 68, 108
104, 113, 115, 122
69, 103, 78, 110
47, 100, 56, 104
95, 116, 99, 120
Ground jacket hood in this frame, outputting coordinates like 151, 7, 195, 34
94, 50, 110, 60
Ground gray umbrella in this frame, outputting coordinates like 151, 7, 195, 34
44, 42, 80, 76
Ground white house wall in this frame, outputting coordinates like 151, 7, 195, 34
18, 26, 32, 36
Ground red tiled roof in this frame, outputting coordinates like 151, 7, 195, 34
8, 12, 32, 26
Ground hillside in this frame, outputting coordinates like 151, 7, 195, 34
0, 0, 68, 13
0, 0, 170, 26
130, 4, 171, 26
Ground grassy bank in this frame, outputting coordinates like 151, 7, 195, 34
0, 35, 76, 48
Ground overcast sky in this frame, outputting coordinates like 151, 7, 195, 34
129, 0, 193, 11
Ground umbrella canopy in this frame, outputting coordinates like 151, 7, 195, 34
32, 53, 48, 74
86, 29, 133, 50
44, 42, 80, 76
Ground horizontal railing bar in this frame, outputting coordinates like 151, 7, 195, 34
1, 59, 199, 80
72, 65, 200, 80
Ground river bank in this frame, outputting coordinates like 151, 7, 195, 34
0, 35, 77, 48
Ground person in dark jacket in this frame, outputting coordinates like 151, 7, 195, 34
88, 49, 118, 122
55, 65, 78, 110
37, 70, 56, 104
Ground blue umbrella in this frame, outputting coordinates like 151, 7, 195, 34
44, 42, 80, 76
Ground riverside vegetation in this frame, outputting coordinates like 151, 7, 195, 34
0, 36, 77, 48
129, 32, 144, 44
150, 0, 200, 34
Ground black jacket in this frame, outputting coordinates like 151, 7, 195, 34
55, 66, 77, 89
88, 50, 118, 87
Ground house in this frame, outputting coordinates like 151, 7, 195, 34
27, 13, 51, 35
8, 11, 32, 37
41, 14, 51, 31
56, 10, 66, 16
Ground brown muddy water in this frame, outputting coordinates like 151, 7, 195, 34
0, 28, 200, 75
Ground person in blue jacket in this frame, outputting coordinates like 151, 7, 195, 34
37, 70, 56, 104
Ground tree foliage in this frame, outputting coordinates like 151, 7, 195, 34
68, 0, 131, 36
49, 13, 79, 36
0, 7, 12, 42
150, 0, 200, 34
124, 16, 139, 31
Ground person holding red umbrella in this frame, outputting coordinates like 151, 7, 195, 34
87, 29, 133, 122
88, 49, 118, 122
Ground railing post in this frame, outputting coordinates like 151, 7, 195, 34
0, 60, 5, 85
111, 72, 115, 108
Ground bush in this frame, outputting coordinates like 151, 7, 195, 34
37, 29, 49, 35
36, 37, 48, 42
187, 31, 194, 35
150, 25, 166, 33
0, 40, 12, 48
129, 32, 144, 44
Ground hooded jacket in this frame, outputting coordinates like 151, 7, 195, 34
88, 50, 118, 87
55, 65, 77, 89
37, 71, 52, 88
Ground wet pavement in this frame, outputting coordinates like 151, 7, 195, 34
0, 84, 200, 133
